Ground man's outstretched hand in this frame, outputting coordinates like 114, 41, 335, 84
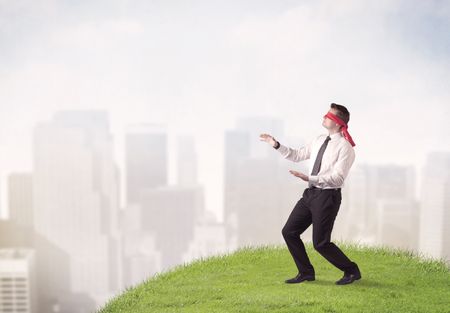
289, 170, 309, 182
259, 133, 277, 147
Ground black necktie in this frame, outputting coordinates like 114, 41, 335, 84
310, 136, 331, 176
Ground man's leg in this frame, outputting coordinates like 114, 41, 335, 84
282, 191, 315, 276
311, 190, 358, 274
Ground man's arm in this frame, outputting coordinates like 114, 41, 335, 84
308, 144, 355, 187
276, 139, 314, 163
260, 133, 313, 163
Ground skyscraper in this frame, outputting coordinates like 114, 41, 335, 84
8, 173, 33, 229
224, 128, 251, 248
0, 249, 37, 313
176, 135, 198, 187
125, 124, 168, 205
33, 111, 121, 306
419, 151, 450, 262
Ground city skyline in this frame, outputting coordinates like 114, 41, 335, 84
1, 109, 446, 222
2, 109, 448, 255
0, 109, 448, 312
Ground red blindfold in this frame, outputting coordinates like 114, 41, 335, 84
324, 112, 356, 147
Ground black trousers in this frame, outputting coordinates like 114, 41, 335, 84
282, 187, 357, 276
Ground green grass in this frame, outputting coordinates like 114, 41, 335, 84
98, 241, 450, 313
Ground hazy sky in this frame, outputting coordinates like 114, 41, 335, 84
1, 0, 449, 219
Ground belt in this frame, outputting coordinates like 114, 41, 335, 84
309, 186, 341, 191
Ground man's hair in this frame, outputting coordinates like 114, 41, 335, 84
330, 103, 350, 125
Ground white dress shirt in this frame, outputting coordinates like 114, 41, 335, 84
277, 132, 355, 189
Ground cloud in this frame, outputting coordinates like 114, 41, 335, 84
52, 18, 144, 48
0, 0, 449, 219
220, 0, 449, 165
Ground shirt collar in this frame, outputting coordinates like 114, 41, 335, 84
328, 132, 343, 140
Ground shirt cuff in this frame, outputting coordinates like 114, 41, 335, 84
277, 143, 288, 154
309, 175, 319, 184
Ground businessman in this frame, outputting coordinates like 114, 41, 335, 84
259, 103, 361, 285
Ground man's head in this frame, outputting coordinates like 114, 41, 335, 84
322, 103, 350, 132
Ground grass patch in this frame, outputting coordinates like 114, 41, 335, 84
98, 241, 450, 313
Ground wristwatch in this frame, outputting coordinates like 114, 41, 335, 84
273, 140, 280, 149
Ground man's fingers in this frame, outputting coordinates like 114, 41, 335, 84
259, 134, 273, 142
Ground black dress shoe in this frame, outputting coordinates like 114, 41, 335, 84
285, 273, 315, 284
335, 266, 362, 285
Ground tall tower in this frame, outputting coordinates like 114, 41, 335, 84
8, 173, 33, 229
125, 124, 168, 205
419, 151, 450, 262
0, 249, 37, 313
33, 111, 121, 305
176, 135, 198, 186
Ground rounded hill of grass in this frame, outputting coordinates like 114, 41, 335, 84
98, 241, 450, 313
